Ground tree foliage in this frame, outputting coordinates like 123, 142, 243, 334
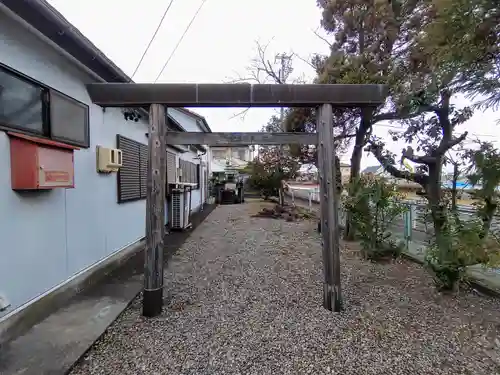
420, 0, 500, 111
286, 0, 454, 240
287, 0, 430, 143
288, 0, 500, 291
355, 0, 500, 291
245, 115, 301, 198
367, 88, 473, 265
465, 141, 500, 237
343, 176, 407, 260
425, 212, 500, 291
245, 146, 300, 199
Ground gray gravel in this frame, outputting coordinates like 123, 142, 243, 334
71, 203, 500, 375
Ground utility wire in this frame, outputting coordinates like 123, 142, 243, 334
131, 0, 175, 79
154, 0, 208, 83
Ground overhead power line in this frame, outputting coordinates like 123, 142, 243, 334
131, 0, 175, 79
154, 0, 208, 83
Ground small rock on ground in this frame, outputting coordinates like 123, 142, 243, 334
70, 203, 500, 375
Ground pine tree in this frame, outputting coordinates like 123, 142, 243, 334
421, 0, 500, 111
288, 0, 427, 239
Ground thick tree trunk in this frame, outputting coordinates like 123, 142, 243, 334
344, 124, 369, 241
430, 203, 447, 251
426, 162, 451, 261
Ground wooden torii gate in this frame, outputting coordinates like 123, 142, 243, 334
85, 83, 386, 317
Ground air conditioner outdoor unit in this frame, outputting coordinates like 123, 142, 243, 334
96, 146, 123, 173
171, 188, 192, 230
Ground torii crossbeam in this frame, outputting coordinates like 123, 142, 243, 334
86, 82, 387, 317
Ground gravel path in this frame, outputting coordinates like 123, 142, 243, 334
71, 203, 500, 375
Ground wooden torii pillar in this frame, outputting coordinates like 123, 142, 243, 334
86, 83, 386, 317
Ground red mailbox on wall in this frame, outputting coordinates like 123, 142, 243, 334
8, 132, 78, 190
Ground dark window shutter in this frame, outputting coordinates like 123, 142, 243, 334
178, 160, 201, 186
117, 134, 146, 203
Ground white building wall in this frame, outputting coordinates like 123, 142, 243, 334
0, 10, 207, 319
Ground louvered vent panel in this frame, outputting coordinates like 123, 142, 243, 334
139, 144, 148, 198
167, 151, 176, 183
171, 190, 182, 229
117, 135, 141, 202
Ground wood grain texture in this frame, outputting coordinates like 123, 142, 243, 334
317, 103, 343, 312
144, 104, 167, 292
85, 83, 387, 107
166, 132, 318, 146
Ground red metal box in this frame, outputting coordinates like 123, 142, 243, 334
8, 132, 78, 190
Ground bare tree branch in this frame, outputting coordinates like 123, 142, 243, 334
366, 140, 428, 185
249, 40, 285, 84
228, 108, 251, 121
226, 40, 292, 120
292, 73, 307, 84
402, 146, 436, 165
312, 27, 333, 49
292, 52, 317, 71
373, 105, 438, 122
335, 133, 357, 141
435, 132, 468, 154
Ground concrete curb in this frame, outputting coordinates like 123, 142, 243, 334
401, 251, 500, 299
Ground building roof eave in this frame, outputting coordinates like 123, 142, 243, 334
1, 0, 215, 134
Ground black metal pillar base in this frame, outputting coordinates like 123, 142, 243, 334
323, 283, 343, 312
142, 287, 163, 317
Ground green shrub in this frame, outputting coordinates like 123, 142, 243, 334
344, 176, 408, 261
425, 212, 500, 291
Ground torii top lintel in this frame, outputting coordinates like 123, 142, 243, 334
85, 83, 387, 108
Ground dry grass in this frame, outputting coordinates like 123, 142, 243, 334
246, 200, 276, 215
249, 200, 318, 222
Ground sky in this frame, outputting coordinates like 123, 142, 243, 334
48, 0, 500, 170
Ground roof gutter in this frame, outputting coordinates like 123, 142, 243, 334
35, 0, 130, 82
197, 119, 212, 133
1, 0, 211, 131
176, 108, 212, 133
1, 0, 154, 121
